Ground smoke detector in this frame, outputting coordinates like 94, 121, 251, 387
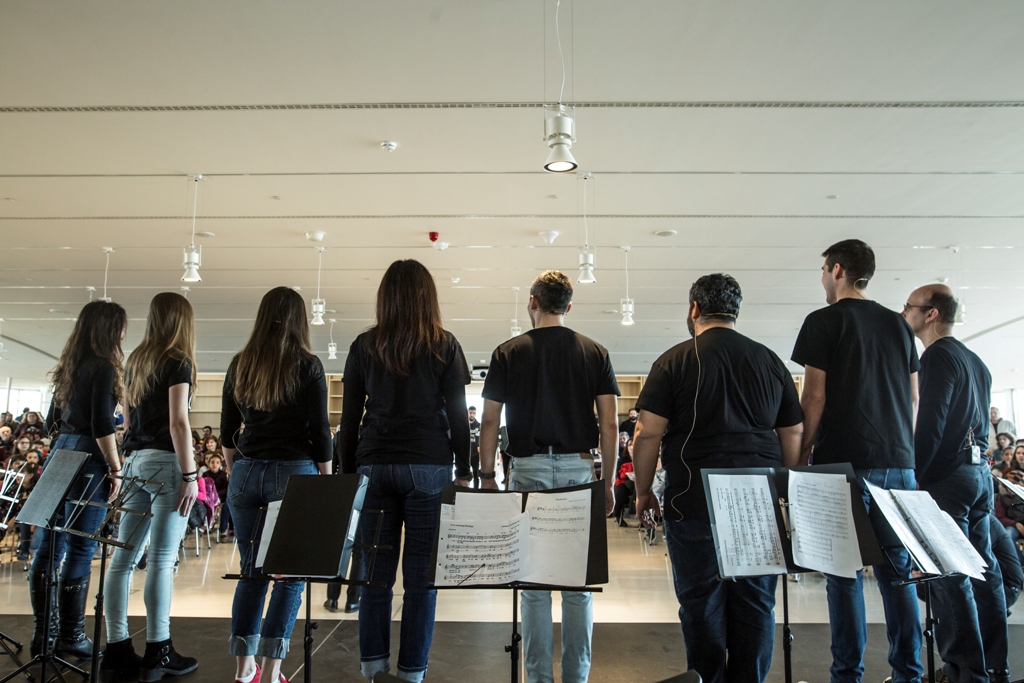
381, 141, 398, 152
305, 231, 326, 242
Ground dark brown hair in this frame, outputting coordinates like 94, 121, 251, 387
530, 270, 573, 314
367, 260, 445, 376
125, 292, 197, 407
822, 239, 875, 289
231, 287, 315, 411
51, 300, 128, 409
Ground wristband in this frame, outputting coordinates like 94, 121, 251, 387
479, 471, 497, 480
182, 471, 198, 483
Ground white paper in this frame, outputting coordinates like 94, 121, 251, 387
865, 483, 941, 575
435, 512, 530, 586
891, 489, 987, 580
997, 477, 1024, 503
254, 500, 282, 571
454, 491, 523, 521
707, 474, 786, 577
788, 471, 862, 578
520, 489, 592, 586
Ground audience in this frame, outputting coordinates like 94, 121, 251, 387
203, 453, 232, 540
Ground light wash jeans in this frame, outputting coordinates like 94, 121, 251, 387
105, 449, 188, 643
508, 454, 595, 683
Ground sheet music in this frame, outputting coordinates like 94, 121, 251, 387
789, 471, 861, 578
707, 474, 786, 577
865, 483, 941, 575
891, 489, 987, 580
454, 491, 523, 521
254, 500, 281, 571
521, 489, 591, 586
435, 512, 530, 586
997, 476, 1024, 503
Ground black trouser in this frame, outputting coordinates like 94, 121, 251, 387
470, 447, 480, 487
612, 481, 635, 519
17, 522, 32, 557
327, 541, 364, 604
501, 454, 511, 489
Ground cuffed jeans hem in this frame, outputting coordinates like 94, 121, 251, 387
361, 656, 391, 679
228, 634, 260, 657
256, 637, 289, 659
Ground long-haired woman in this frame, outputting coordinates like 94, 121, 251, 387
338, 259, 471, 682
31, 300, 127, 659
101, 292, 200, 681
222, 287, 332, 683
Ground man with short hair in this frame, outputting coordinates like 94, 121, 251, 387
903, 284, 1009, 683
468, 406, 481, 487
633, 273, 803, 683
792, 239, 924, 683
479, 269, 619, 683
618, 408, 638, 438
202, 425, 213, 440
989, 408, 1016, 456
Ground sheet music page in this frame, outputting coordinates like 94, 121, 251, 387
454, 491, 524, 521
520, 489, 591, 586
706, 474, 786, 577
864, 483, 941, 575
435, 512, 529, 586
254, 500, 282, 571
997, 477, 1024, 503
890, 490, 987, 580
789, 471, 861, 578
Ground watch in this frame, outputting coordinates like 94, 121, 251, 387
479, 471, 497, 480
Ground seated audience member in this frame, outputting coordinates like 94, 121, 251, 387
12, 437, 33, 462
1010, 445, 1024, 473
994, 432, 1015, 459
201, 425, 213, 440
14, 411, 45, 441
0, 425, 13, 458
0, 411, 13, 428
203, 454, 232, 539
611, 438, 635, 527
990, 515, 1023, 612
996, 473, 1024, 558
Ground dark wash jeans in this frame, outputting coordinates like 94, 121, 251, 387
664, 517, 777, 683
922, 464, 1009, 679
826, 468, 923, 683
32, 434, 110, 580
357, 463, 449, 683
228, 457, 318, 659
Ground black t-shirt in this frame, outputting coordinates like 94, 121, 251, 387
340, 330, 472, 472
481, 326, 620, 458
915, 337, 992, 485
45, 354, 118, 462
791, 298, 920, 469
220, 355, 332, 463
636, 327, 803, 521
618, 418, 637, 438
123, 356, 193, 455
469, 419, 481, 451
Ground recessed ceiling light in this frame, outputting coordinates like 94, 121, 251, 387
195, 231, 215, 238
654, 230, 677, 237
270, 195, 282, 200
547, 195, 559, 199
305, 231, 326, 242
451, 278, 460, 283
479, 359, 488, 364
3, 198, 14, 202
49, 309, 65, 313
603, 309, 619, 314
826, 195, 838, 199
327, 309, 336, 313
292, 286, 302, 291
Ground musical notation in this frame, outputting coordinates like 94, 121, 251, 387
707, 474, 786, 577
434, 512, 530, 586
521, 489, 591, 586
789, 471, 860, 578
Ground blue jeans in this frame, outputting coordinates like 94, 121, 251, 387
228, 458, 318, 659
827, 468, 923, 683
923, 464, 1008, 679
32, 434, 110, 580
105, 449, 189, 643
507, 454, 595, 683
357, 463, 449, 683
664, 517, 776, 683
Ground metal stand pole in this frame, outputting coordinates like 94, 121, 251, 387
782, 576, 793, 683
504, 587, 521, 683
90, 533, 110, 682
924, 581, 936, 683
303, 581, 317, 683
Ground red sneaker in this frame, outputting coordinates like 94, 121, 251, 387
234, 664, 261, 683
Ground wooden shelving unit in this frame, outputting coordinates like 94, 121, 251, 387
615, 375, 645, 424
190, 373, 226, 434
327, 374, 344, 428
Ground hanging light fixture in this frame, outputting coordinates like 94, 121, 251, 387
510, 287, 522, 337
948, 246, 967, 325
100, 248, 114, 302
328, 319, 338, 359
311, 247, 326, 325
577, 173, 596, 284
0, 318, 5, 361
182, 175, 203, 283
542, 0, 577, 172
621, 246, 635, 326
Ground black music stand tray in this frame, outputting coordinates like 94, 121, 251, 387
430, 482, 609, 683
3, 449, 90, 683
223, 474, 387, 683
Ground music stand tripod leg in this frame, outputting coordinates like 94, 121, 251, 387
782, 574, 793, 683
0, 632, 31, 683
303, 580, 317, 683
503, 587, 521, 683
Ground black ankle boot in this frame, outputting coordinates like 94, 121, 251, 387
100, 638, 142, 681
54, 574, 94, 660
140, 639, 198, 681
28, 570, 57, 657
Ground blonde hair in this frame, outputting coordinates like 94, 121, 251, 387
124, 293, 197, 407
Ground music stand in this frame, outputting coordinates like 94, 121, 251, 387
0, 465, 30, 676
223, 473, 387, 683
430, 481, 609, 683
3, 449, 90, 683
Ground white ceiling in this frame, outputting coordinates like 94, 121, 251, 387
2, 1, 1024, 390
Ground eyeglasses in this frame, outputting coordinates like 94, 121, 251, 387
902, 303, 934, 313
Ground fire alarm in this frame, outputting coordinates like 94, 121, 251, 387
429, 232, 439, 242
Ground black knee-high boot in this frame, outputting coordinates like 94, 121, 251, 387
54, 574, 94, 660
29, 570, 58, 657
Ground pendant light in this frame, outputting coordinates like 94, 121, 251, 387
620, 246, 635, 326
577, 173, 596, 284
0, 318, 5, 361
182, 175, 203, 283
542, 0, 577, 172
327, 319, 338, 359
950, 246, 967, 325
311, 247, 326, 325
100, 248, 114, 302
510, 287, 522, 337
